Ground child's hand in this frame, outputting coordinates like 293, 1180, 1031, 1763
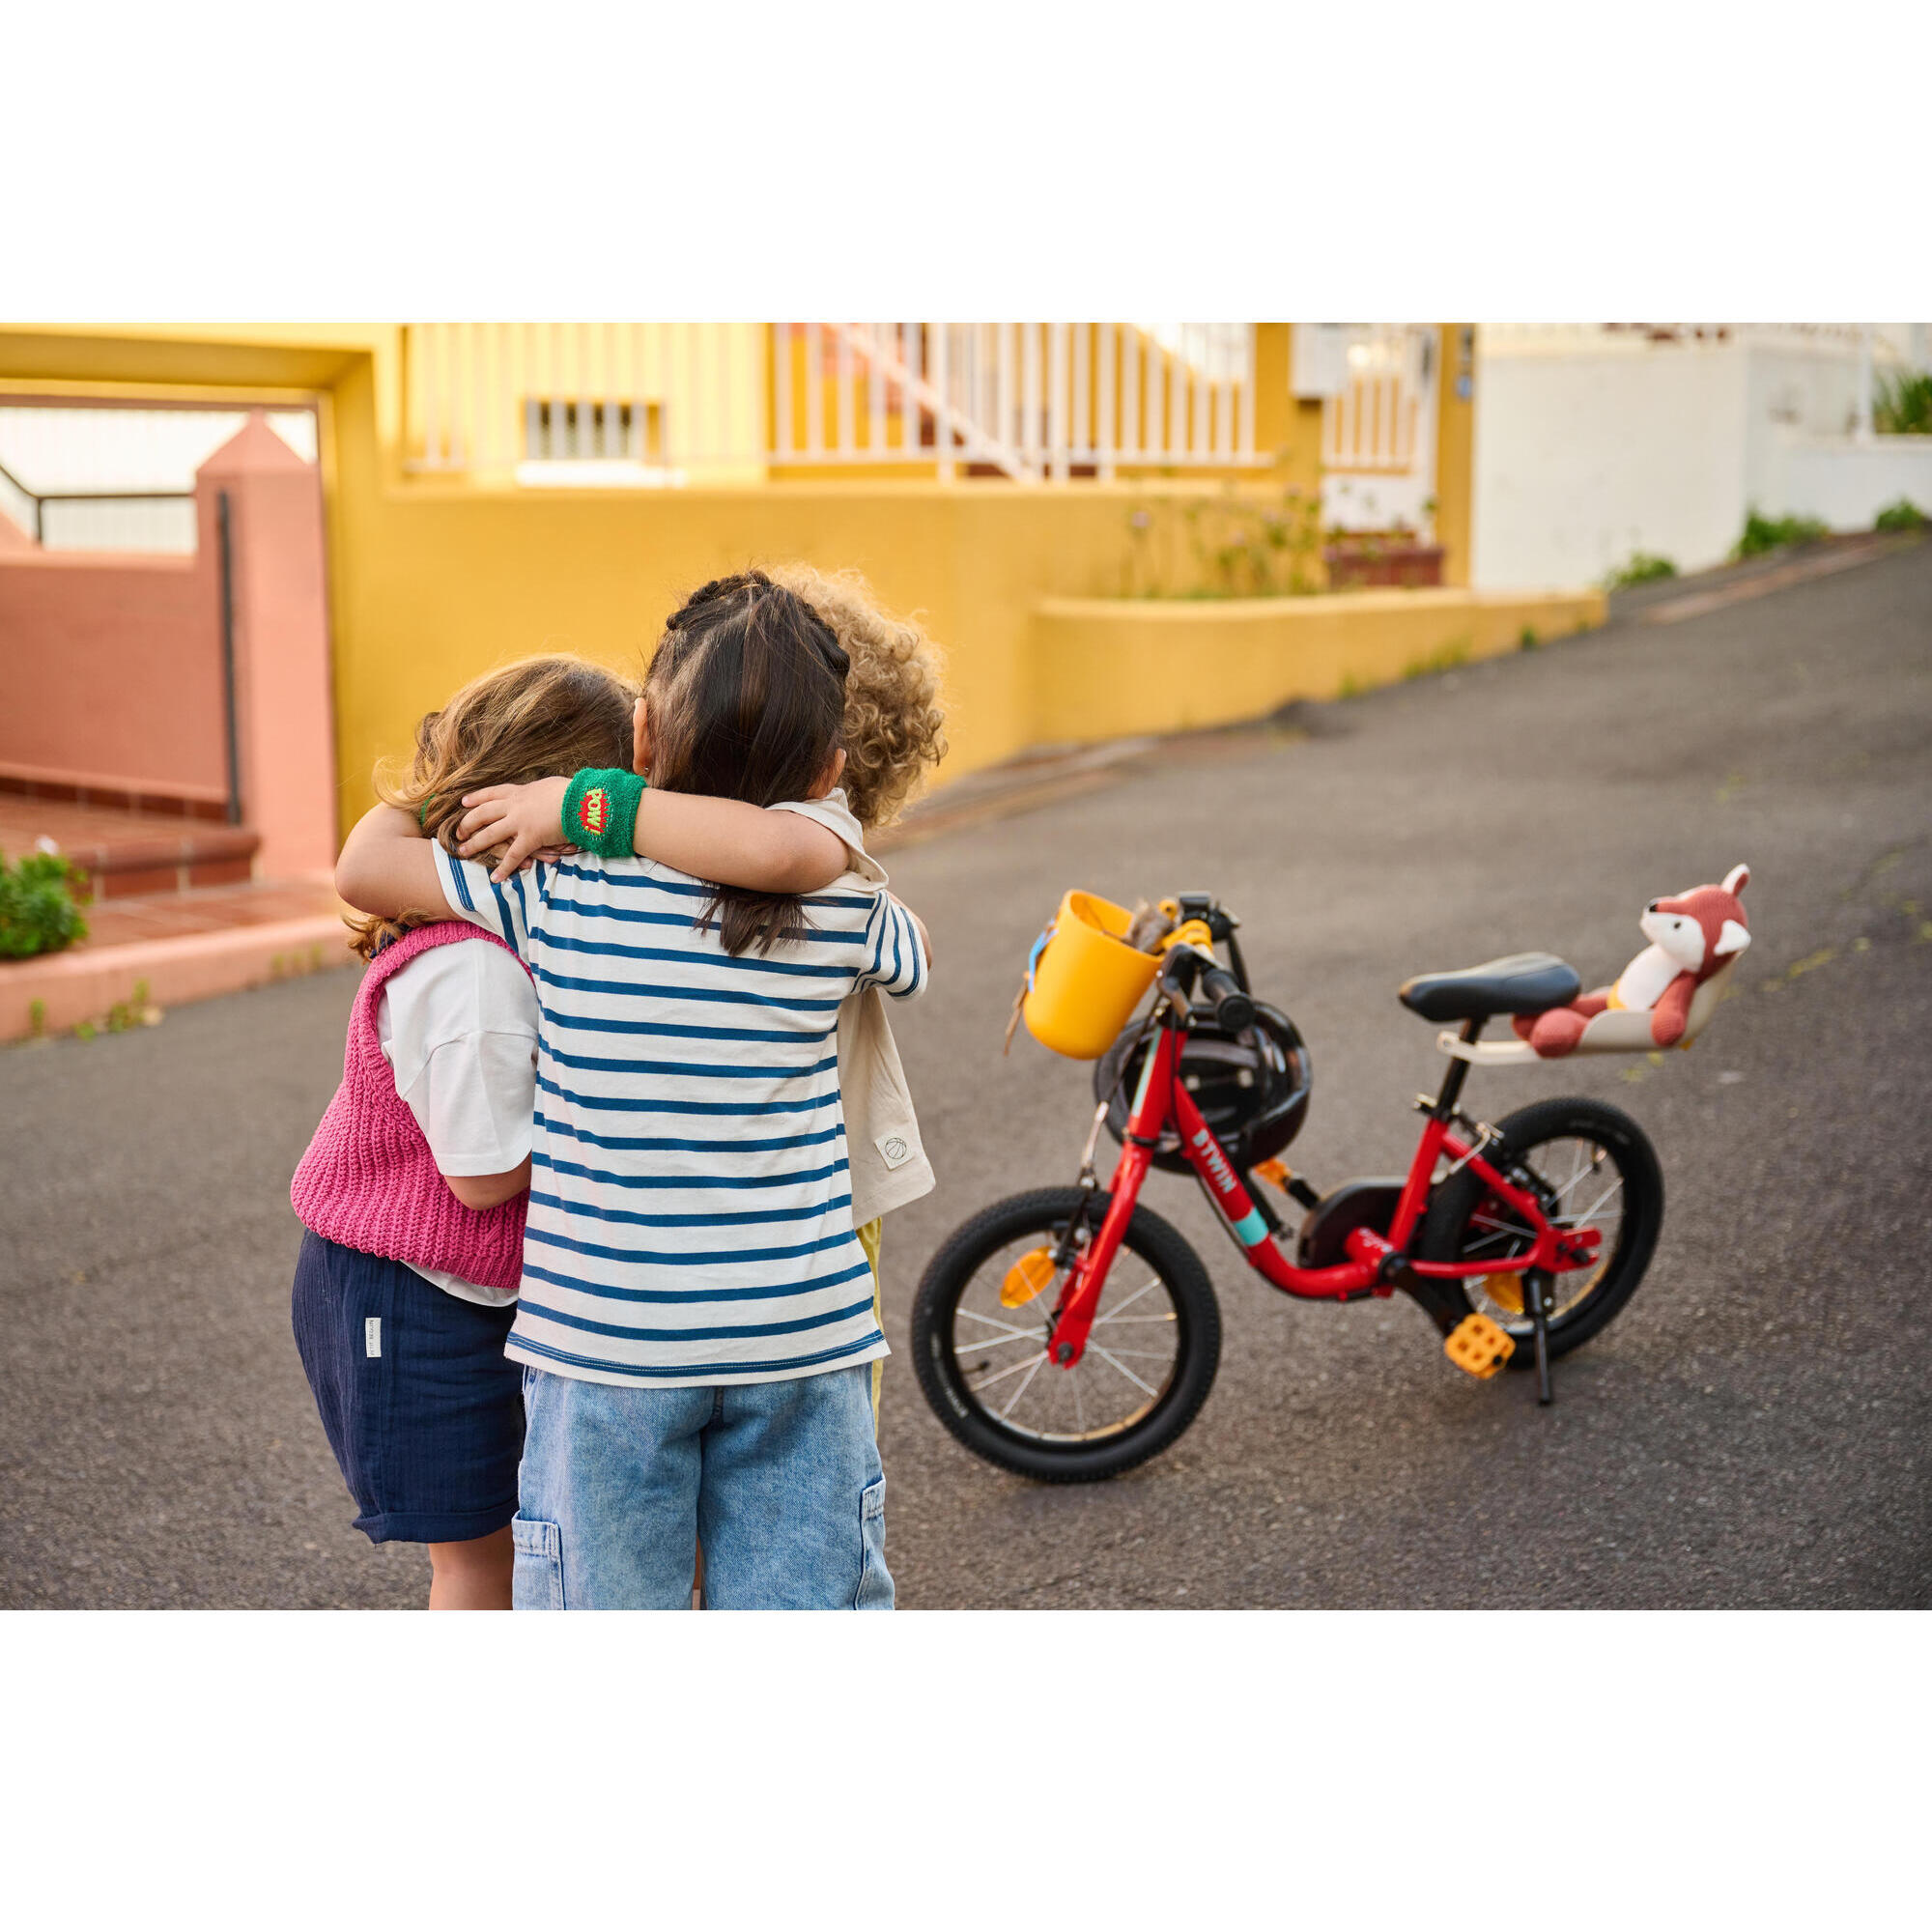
457, 778, 572, 882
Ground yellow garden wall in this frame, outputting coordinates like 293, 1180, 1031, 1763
1028, 584, 1605, 745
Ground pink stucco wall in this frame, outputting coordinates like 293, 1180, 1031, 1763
0, 415, 337, 876
0, 546, 227, 802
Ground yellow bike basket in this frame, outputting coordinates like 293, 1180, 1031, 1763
1021, 891, 1164, 1061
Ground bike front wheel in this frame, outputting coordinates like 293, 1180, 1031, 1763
911, 1187, 1221, 1483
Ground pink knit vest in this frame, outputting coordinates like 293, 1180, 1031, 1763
291, 922, 532, 1293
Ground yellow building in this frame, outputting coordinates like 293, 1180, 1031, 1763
0, 322, 1595, 840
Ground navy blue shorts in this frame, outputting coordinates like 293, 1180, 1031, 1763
292, 1230, 524, 1545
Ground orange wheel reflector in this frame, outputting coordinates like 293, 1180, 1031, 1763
1483, 1271, 1525, 1314
1001, 1248, 1058, 1308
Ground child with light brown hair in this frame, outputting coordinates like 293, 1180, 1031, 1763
291, 656, 638, 1610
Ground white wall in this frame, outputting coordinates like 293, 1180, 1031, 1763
1472, 340, 1748, 587
1765, 434, 1932, 528
1471, 331, 1921, 588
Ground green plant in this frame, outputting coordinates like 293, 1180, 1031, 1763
1122, 475, 1325, 600
1401, 638, 1471, 680
1604, 551, 1678, 590
28, 998, 45, 1037
1734, 509, 1829, 560
1519, 625, 1540, 651
1874, 370, 1932, 437
0, 850, 89, 960
1874, 497, 1926, 533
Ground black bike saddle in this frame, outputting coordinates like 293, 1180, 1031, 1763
1397, 952, 1580, 1023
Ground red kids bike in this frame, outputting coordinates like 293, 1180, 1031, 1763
912, 895, 1663, 1482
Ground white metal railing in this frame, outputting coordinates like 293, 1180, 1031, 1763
772, 324, 1264, 481
405, 323, 1267, 482
0, 405, 317, 552
1480, 323, 1913, 360
1320, 325, 1439, 535
1321, 325, 1434, 475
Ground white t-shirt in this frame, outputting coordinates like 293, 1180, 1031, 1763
376, 937, 540, 1307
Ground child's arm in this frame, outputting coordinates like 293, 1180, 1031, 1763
334, 805, 458, 919
443, 1157, 531, 1212
902, 903, 933, 969
455, 775, 849, 893
859, 891, 930, 1002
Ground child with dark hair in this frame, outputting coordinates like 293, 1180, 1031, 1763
334, 574, 927, 1608
464, 563, 948, 1431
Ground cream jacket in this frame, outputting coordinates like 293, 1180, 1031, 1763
773, 794, 934, 1226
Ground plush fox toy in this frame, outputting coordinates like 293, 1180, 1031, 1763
1515, 865, 1751, 1058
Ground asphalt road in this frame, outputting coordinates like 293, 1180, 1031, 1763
4, 543, 1928, 1609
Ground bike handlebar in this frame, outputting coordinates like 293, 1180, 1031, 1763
1159, 943, 1255, 1033
1200, 965, 1256, 1034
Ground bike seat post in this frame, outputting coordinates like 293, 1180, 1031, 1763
1430, 1016, 1486, 1120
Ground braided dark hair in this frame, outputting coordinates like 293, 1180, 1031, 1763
644, 570, 850, 954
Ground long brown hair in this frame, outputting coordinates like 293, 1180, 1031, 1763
644, 571, 849, 955
348, 654, 637, 961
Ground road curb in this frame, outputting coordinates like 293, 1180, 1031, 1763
1, 914, 353, 1040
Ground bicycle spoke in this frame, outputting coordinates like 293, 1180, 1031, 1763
1089, 1344, 1158, 1397
955, 1306, 1038, 1339
967, 1350, 1048, 1393
1567, 1180, 1625, 1228
1000, 1353, 1048, 1418
959, 1329, 1048, 1351
1094, 1278, 1160, 1321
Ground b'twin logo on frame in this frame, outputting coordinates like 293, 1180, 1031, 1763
1190, 1127, 1241, 1204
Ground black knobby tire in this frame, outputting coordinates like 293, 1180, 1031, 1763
911, 1187, 1221, 1483
1417, 1095, 1663, 1365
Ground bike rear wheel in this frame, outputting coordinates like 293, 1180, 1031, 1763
1417, 1096, 1663, 1364
911, 1187, 1221, 1483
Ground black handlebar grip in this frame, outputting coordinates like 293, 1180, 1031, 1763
1199, 965, 1255, 1033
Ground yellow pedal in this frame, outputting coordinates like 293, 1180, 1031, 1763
1253, 1158, 1293, 1190
1001, 1247, 1058, 1308
1445, 1312, 1516, 1379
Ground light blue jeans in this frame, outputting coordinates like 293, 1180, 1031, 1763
511, 1363, 893, 1610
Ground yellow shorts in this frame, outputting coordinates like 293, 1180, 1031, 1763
856, 1217, 884, 1427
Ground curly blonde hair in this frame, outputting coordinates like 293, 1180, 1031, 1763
766, 562, 947, 829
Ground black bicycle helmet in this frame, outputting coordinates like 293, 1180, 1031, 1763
1093, 1000, 1311, 1176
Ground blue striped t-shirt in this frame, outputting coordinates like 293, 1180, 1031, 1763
433, 844, 926, 1387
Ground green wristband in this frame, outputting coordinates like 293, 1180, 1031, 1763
562, 768, 645, 858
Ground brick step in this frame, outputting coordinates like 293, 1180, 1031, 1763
0, 787, 259, 897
